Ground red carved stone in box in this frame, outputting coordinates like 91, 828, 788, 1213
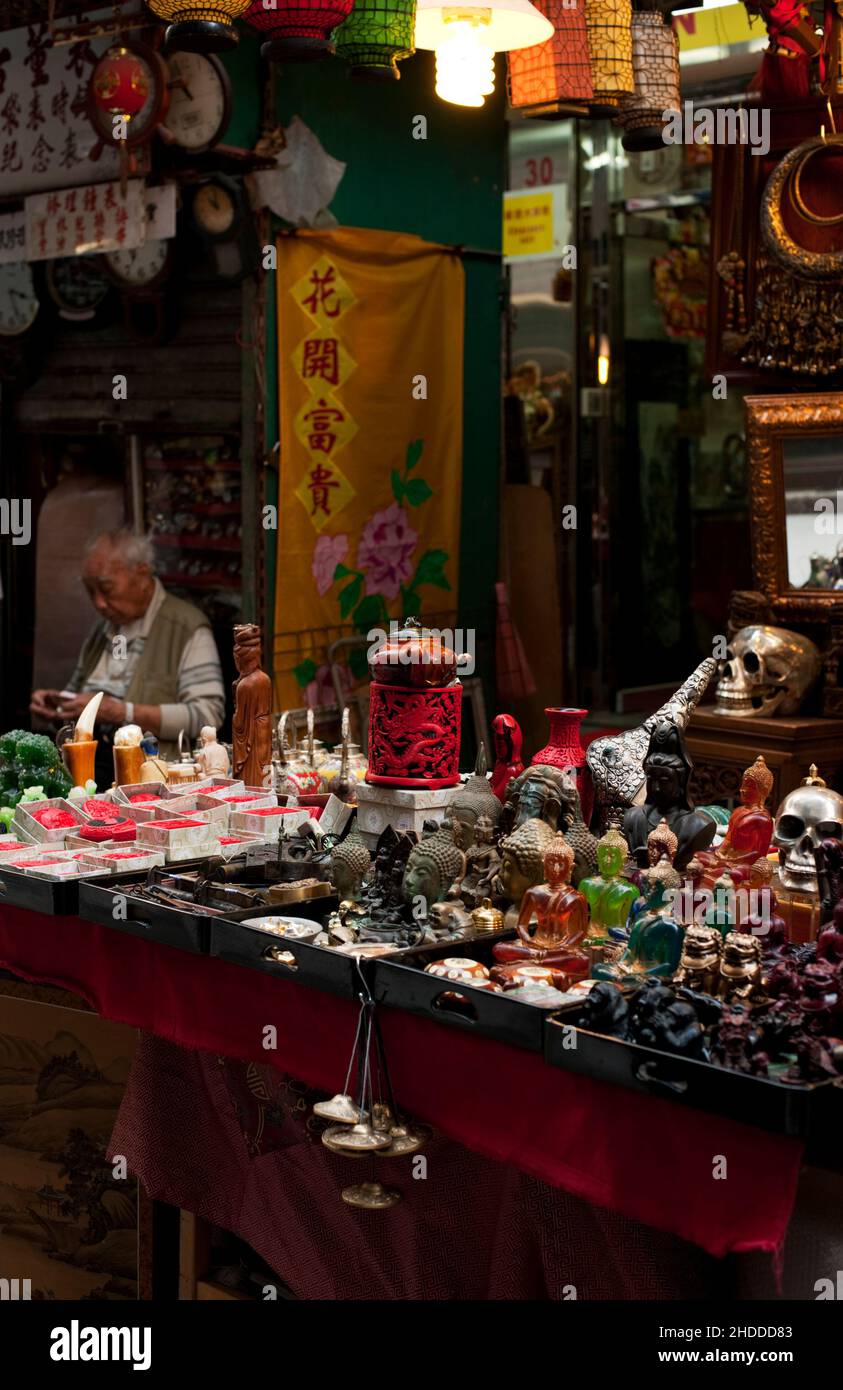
366, 682, 462, 789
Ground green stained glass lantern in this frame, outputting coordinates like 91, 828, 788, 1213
145, 1, 253, 53
334, 0, 417, 81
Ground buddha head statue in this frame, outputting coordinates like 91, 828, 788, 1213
445, 746, 502, 848
506, 763, 575, 834
748, 855, 775, 889
642, 719, 694, 814
647, 817, 679, 867
544, 833, 575, 890
740, 754, 774, 808
594, 823, 627, 879
402, 827, 465, 909
499, 817, 556, 904
330, 827, 371, 902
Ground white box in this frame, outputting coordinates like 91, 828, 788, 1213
354, 783, 453, 848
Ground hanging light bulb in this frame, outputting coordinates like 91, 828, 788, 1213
415, 0, 553, 108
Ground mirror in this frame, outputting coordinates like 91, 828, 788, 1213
746, 393, 843, 622
782, 435, 843, 589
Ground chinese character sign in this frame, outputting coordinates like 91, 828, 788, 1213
274, 227, 465, 709
0, 21, 120, 197
25, 179, 144, 260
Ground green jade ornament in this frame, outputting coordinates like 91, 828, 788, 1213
580, 823, 639, 940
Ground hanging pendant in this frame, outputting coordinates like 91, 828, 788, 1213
313, 1093, 363, 1124
322, 1121, 393, 1154
341, 1180, 402, 1210
376, 1123, 430, 1159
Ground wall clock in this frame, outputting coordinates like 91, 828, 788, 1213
44, 257, 113, 323
102, 238, 173, 294
0, 263, 40, 338
164, 51, 232, 153
191, 175, 242, 241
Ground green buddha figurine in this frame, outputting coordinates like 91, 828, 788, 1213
580, 823, 639, 935
593, 857, 684, 983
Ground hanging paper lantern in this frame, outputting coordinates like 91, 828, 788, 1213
243, 0, 356, 59
507, 0, 593, 113
145, 1, 253, 53
617, 11, 680, 152
91, 45, 151, 124
334, 0, 416, 81
415, 0, 553, 108
583, 0, 634, 113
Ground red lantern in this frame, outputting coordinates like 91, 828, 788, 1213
91, 46, 151, 125
243, 0, 356, 60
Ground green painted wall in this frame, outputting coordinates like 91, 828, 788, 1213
263, 50, 505, 654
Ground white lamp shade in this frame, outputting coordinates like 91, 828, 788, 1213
415, 0, 554, 52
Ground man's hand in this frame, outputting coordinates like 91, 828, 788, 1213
30, 689, 64, 722
53, 693, 126, 726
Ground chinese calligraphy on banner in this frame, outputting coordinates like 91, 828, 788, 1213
0, 20, 121, 197
273, 227, 464, 710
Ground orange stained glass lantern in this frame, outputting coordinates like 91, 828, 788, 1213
507, 0, 593, 112
584, 0, 634, 113
145, 0, 253, 51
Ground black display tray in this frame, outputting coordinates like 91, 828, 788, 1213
370, 935, 557, 1051
544, 1006, 839, 1141
0, 864, 88, 915
210, 919, 515, 1005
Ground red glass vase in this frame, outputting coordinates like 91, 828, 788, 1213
366, 682, 462, 789
531, 707, 593, 826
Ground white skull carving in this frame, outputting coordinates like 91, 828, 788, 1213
773, 780, 843, 892
714, 625, 821, 717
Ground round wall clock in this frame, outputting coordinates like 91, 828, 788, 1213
87, 41, 170, 150
191, 176, 242, 241
164, 51, 232, 152
45, 257, 113, 322
102, 239, 173, 293
0, 262, 40, 337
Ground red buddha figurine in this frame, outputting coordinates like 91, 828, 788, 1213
492, 833, 589, 985
740, 855, 786, 949
491, 713, 524, 804
697, 755, 774, 889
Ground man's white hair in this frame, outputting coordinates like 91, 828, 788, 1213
85, 528, 156, 570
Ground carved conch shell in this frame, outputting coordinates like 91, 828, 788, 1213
586, 658, 716, 827
72, 690, 103, 742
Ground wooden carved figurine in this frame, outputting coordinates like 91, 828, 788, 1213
231, 623, 272, 789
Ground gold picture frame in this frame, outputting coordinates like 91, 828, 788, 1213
746, 393, 843, 622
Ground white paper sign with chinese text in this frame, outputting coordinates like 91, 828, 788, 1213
25, 179, 145, 260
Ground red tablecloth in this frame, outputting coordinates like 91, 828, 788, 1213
0, 905, 803, 1259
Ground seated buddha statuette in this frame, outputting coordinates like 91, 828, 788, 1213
593, 858, 685, 983
580, 823, 639, 935
460, 813, 502, 907
622, 718, 716, 872
696, 755, 774, 889
492, 834, 589, 981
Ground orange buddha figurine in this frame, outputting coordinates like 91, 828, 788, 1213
738, 855, 786, 947
492, 834, 589, 985
697, 755, 774, 890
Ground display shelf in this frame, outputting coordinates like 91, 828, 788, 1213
152, 533, 242, 552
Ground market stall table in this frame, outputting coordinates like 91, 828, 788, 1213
0, 903, 814, 1297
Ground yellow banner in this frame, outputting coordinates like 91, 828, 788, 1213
273, 227, 464, 710
673, 3, 756, 52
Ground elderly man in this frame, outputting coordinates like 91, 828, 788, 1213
30, 530, 225, 769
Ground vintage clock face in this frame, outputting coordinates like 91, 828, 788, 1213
192, 179, 238, 239
46, 256, 111, 321
0, 262, 40, 337
165, 52, 232, 153
103, 239, 171, 291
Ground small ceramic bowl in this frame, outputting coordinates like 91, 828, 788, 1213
509, 965, 557, 989
425, 957, 489, 984
244, 916, 320, 942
